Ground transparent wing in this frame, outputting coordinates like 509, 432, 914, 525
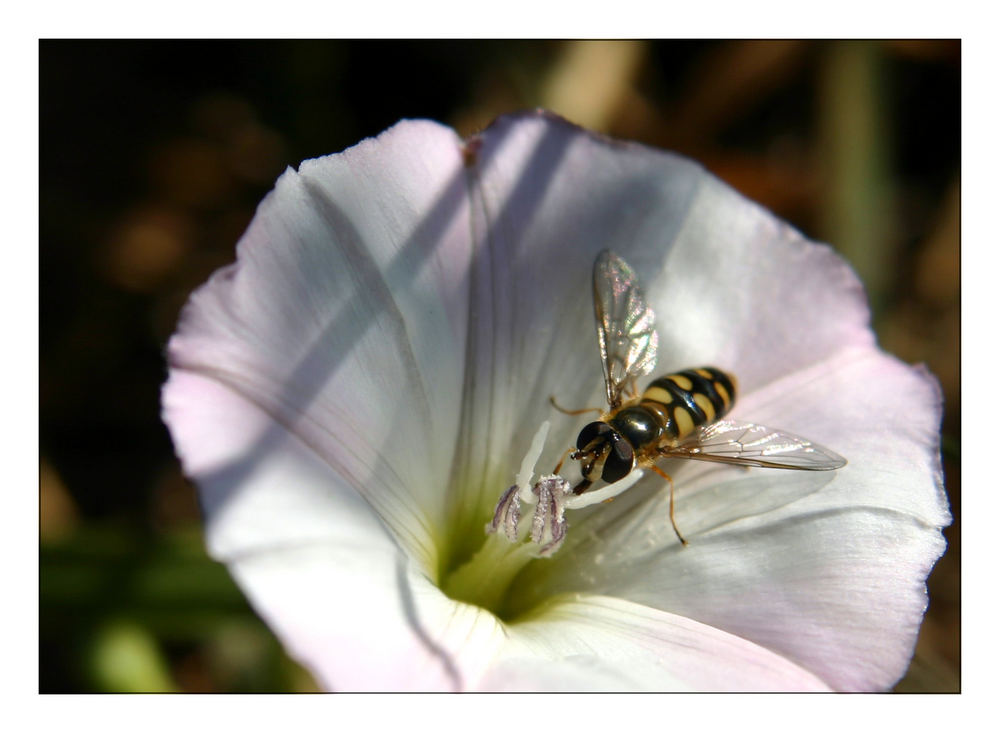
593, 249, 658, 409
659, 419, 847, 470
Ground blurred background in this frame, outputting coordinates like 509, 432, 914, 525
39, 40, 959, 692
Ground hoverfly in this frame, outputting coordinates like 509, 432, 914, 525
555, 249, 846, 545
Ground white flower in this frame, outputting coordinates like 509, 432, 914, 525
161, 111, 950, 691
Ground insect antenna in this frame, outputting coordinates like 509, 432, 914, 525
549, 395, 603, 417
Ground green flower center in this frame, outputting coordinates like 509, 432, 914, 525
441, 532, 538, 619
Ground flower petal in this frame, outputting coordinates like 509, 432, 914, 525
508, 347, 948, 690
165, 120, 474, 572
162, 369, 507, 691
228, 544, 509, 691
454, 113, 947, 690
486, 595, 831, 691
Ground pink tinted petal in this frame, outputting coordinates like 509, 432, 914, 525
162, 370, 398, 558
488, 595, 831, 691
650, 172, 873, 391
166, 120, 473, 568
475, 656, 638, 692
229, 544, 506, 691
162, 370, 505, 691
733, 347, 949, 525
608, 508, 945, 692
510, 347, 948, 690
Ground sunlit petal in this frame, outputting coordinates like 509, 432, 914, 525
488, 595, 831, 691
508, 347, 947, 690
163, 370, 507, 691
166, 120, 473, 571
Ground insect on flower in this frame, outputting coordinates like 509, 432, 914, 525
490, 249, 847, 556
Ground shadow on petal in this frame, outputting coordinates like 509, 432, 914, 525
174, 140, 473, 566
394, 554, 463, 691
440, 119, 584, 559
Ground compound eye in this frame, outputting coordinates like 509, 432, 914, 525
576, 421, 614, 450
601, 437, 634, 483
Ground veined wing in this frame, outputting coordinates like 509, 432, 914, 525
593, 249, 658, 409
659, 419, 847, 470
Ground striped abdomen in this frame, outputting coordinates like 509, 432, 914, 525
636, 367, 737, 444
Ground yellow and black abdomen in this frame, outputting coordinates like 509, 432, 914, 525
639, 367, 737, 443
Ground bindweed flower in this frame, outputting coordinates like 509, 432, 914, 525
162, 111, 950, 691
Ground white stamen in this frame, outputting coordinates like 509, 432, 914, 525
530, 475, 571, 556
565, 470, 645, 509
486, 421, 552, 539
516, 420, 550, 504
487, 421, 646, 557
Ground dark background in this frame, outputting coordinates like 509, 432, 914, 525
39, 40, 960, 692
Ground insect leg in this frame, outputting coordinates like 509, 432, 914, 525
552, 446, 573, 474
549, 395, 603, 416
649, 463, 688, 546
